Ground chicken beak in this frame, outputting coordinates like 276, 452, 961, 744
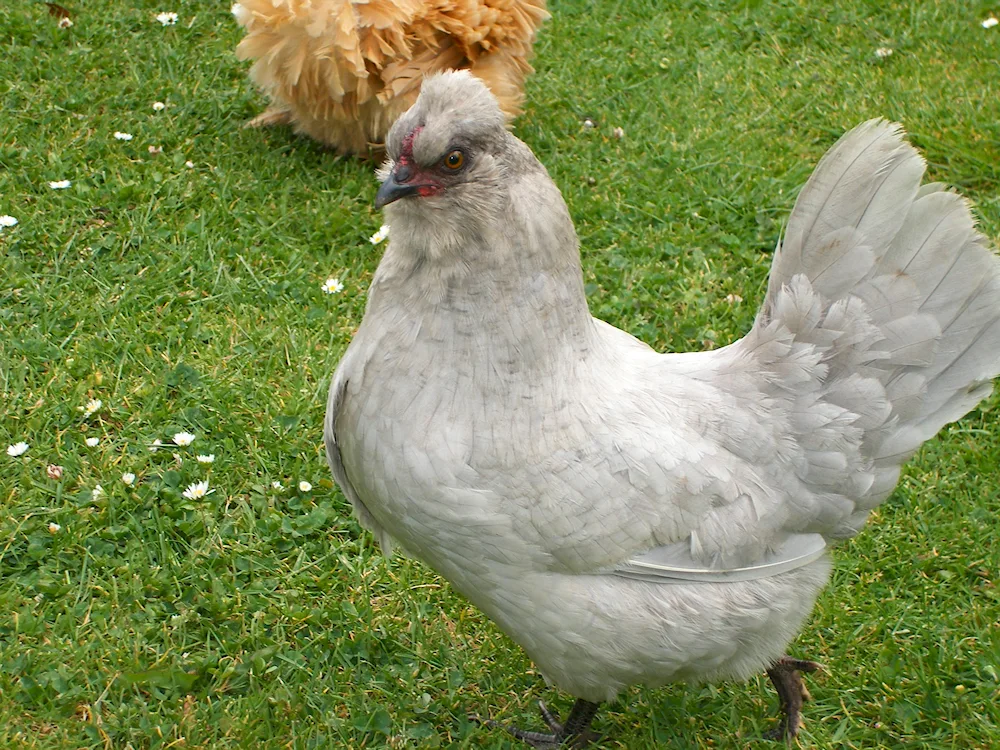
375, 164, 420, 209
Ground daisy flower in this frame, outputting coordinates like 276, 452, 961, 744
149, 438, 163, 452
298, 480, 312, 492
271, 480, 284, 491
369, 224, 390, 244
984, 17, 999, 29
80, 398, 102, 417
874, 47, 893, 59
172, 431, 195, 447
152, 101, 166, 111
85, 437, 100, 447
48, 522, 61, 534
7, 442, 29, 457
92, 484, 104, 500
182, 480, 212, 500
122, 472, 136, 486
185, 160, 195, 169
196, 454, 215, 464
0, 215, 17, 228
47, 465, 64, 480
321, 277, 344, 294
49, 180, 71, 189
113, 132, 133, 141
156, 12, 178, 25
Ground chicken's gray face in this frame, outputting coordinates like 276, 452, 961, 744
374, 125, 477, 209
375, 71, 511, 217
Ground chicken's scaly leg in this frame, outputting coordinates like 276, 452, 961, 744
473, 698, 601, 748
764, 655, 821, 743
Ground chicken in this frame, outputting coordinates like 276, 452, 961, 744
324, 71, 1000, 746
231, 0, 548, 155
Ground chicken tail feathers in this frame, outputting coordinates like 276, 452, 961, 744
746, 120, 1000, 535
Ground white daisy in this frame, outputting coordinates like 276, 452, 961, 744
122, 472, 136, 486
80, 398, 102, 417
369, 224, 390, 244
92, 484, 104, 499
58, 17, 73, 29
152, 101, 166, 111
48, 522, 61, 534
172, 431, 195, 447
185, 160, 195, 168
0, 215, 17, 228
271, 480, 284, 490
725, 293, 743, 304
196, 454, 215, 464
182, 480, 212, 500
49, 180, 71, 189
156, 11, 178, 25
298, 480, 312, 492
7, 442, 29, 457
983, 17, 999, 29
149, 438, 163, 452
114, 132, 133, 141
321, 277, 344, 294
874, 47, 893, 59
85, 437, 100, 447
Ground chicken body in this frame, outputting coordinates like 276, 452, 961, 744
333, 299, 834, 701
233, 0, 548, 154
325, 72, 1000, 741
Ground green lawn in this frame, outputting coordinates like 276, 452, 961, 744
2, 0, 999, 747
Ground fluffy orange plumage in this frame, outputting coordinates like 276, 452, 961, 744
232, 0, 549, 155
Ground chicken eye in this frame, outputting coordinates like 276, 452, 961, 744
443, 150, 465, 170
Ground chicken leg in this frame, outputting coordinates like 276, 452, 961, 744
764, 655, 821, 742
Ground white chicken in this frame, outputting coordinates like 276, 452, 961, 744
326, 72, 1000, 745
232, 0, 548, 155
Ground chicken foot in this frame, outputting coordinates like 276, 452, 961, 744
764, 655, 822, 743
473, 698, 602, 748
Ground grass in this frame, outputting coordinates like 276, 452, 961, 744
1, 0, 999, 747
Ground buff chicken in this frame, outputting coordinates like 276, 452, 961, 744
232, 0, 548, 155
